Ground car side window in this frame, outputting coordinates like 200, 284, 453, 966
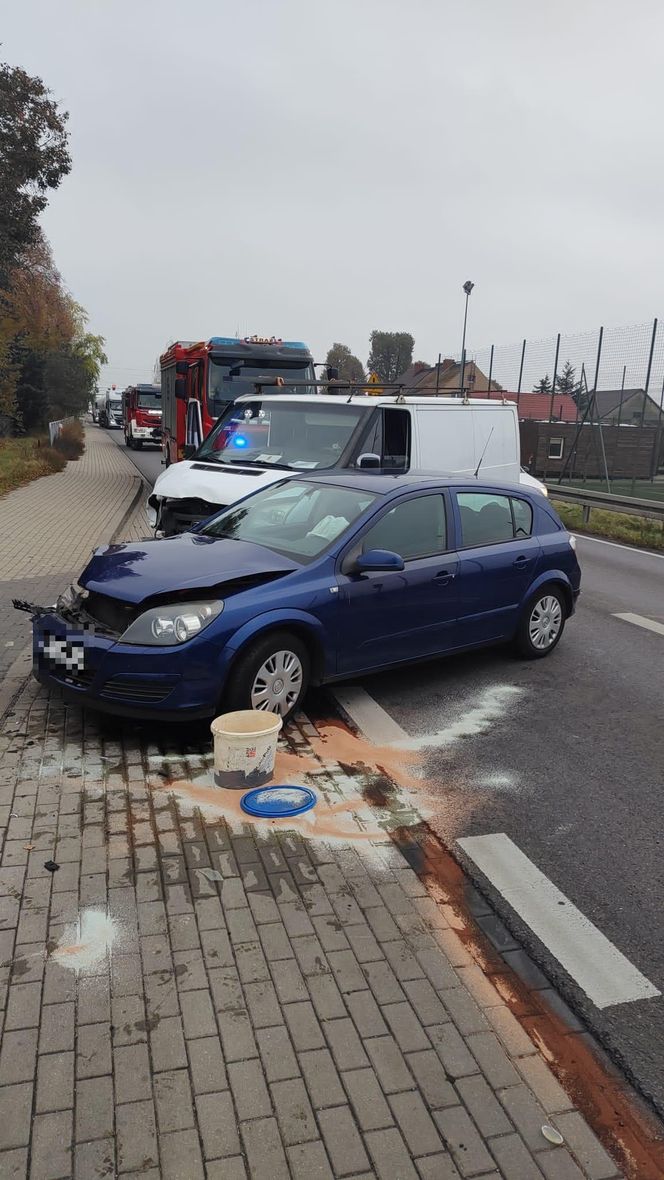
361, 495, 446, 560
511, 497, 533, 538
456, 492, 514, 546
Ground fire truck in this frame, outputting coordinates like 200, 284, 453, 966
160, 336, 315, 465
122, 384, 162, 449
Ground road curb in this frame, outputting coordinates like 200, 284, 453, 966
109, 474, 145, 544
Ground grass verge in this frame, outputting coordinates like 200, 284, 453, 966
552, 500, 664, 551
0, 436, 67, 498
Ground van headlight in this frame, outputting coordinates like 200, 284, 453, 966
120, 600, 224, 646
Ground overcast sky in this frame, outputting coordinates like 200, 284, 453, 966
5, 0, 664, 390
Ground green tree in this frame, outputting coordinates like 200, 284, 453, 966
325, 342, 365, 382
555, 360, 579, 395
533, 374, 552, 393
0, 60, 71, 287
367, 330, 414, 384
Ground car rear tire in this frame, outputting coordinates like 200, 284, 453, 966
225, 631, 310, 721
515, 586, 566, 659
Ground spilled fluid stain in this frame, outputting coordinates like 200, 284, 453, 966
51, 910, 117, 973
307, 720, 424, 790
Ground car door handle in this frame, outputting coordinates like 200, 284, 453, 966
513, 555, 530, 570
434, 569, 456, 585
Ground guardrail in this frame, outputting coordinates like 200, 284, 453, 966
546, 483, 664, 524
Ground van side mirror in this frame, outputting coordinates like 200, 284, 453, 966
355, 549, 405, 573
357, 453, 380, 469
175, 377, 187, 400
326, 366, 339, 381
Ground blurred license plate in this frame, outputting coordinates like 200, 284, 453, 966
41, 634, 85, 672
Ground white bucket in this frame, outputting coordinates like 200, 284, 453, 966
210, 710, 283, 790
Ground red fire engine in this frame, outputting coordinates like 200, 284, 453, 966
122, 384, 162, 450
159, 336, 315, 465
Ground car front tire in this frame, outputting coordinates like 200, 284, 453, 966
515, 586, 566, 659
225, 631, 310, 721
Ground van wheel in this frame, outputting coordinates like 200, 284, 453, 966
225, 632, 310, 720
515, 586, 566, 658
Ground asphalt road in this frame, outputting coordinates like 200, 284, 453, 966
107, 424, 164, 487
107, 431, 664, 1110
352, 534, 664, 1114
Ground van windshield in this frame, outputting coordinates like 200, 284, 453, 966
196, 401, 369, 471
137, 392, 161, 409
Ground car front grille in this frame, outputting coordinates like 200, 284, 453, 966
100, 676, 179, 704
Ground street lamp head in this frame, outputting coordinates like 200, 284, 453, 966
463, 281, 474, 296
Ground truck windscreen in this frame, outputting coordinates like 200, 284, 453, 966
137, 393, 161, 409
207, 359, 314, 419
196, 400, 368, 471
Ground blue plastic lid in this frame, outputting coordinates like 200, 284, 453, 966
240, 785, 317, 818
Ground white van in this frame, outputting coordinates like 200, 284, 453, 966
148, 392, 546, 534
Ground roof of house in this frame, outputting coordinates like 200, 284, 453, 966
592, 389, 661, 418
479, 390, 578, 422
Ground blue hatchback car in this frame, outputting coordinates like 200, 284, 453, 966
32, 473, 581, 721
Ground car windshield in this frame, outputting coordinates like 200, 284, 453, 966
199, 479, 378, 562
208, 358, 314, 418
196, 400, 369, 471
138, 392, 161, 409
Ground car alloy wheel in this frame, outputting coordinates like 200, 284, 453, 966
528, 594, 563, 651
250, 649, 304, 716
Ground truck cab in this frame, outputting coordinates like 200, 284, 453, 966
148, 391, 543, 535
160, 336, 316, 467
123, 384, 162, 449
99, 392, 123, 429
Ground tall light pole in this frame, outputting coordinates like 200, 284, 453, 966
459, 280, 474, 396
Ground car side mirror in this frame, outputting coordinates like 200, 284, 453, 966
175, 377, 187, 401
355, 549, 405, 573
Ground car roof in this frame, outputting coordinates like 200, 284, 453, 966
289, 471, 532, 496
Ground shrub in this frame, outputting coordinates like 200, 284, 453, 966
53, 418, 85, 460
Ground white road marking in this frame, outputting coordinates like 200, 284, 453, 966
576, 534, 664, 561
457, 832, 661, 1008
331, 686, 409, 744
614, 612, 664, 637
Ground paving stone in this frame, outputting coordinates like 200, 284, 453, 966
6, 981, 42, 1030
342, 1066, 393, 1131
111, 994, 147, 1045
160, 1128, 205, 1180
77, 1022, 112, 1079
324, 1016, 370, 1070
486, 1004, 537, 1058
180, 989, 217, 1039
77, 976, 111, 1026
270, 958, 309, 1004
382, 1001, 431, 1054
406, 1048, 458, 1109
554, 1111, 621, 1179
256, 1025, 299, 1083
516, 1055, 576, 1114
205, 1158, 248, 1180
499, 1083, 555, 1152
299, 1048, 346, 1109
318, 1105, 371, 1176
186, 1036, 227, 1093
149, 1015, 188, 1072
0, 1028, 38, 1084
345, 989, 389, 1038
0, 1148, 28, 1179
199, 927, 233, 968
216, 1008, 258, 1063
328, 949, 367, 994
0, 1082, 33, 1149
389, 1088, 443, 1156
258, 922, 295, 966
433, 1105, 497, 1177
30, 1109, 73, 1180
74, 1138, 116, 1180
244, 979, 282, 1029
229, 1057, 273, 1121
361, 960, 406, 1005
76, 1074, 114, 1141
154, 1069, 195, 1132
240, 1116, 290, 1180
287, 1140, 334, 1180
415, 1152, 463, 1179
36, 1050, 74, 1114
283, 1000, 325, 1051
428, 1023, 480, 1079
537, 1148, 588, 1180
114, 1043, 152, 1103
442, 986, 491, 1036
364, 1036, 415, 1094
196, 1090, 240, 1161
293, 932, 331, 975
307, 972, 347, 1021
116, 1100, 159, 1173
487, 1132, 545, 1180
403, 977, 449, 1026
271, 1077, 318, 1145
365, 1126, 420, 1180
456, 1073, 513, 1137
465, 1030, 521, 1089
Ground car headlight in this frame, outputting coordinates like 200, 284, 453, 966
120, 600, 224, 646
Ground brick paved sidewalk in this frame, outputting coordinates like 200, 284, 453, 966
0, 423, 150, 683
0, 677, 625, 1179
